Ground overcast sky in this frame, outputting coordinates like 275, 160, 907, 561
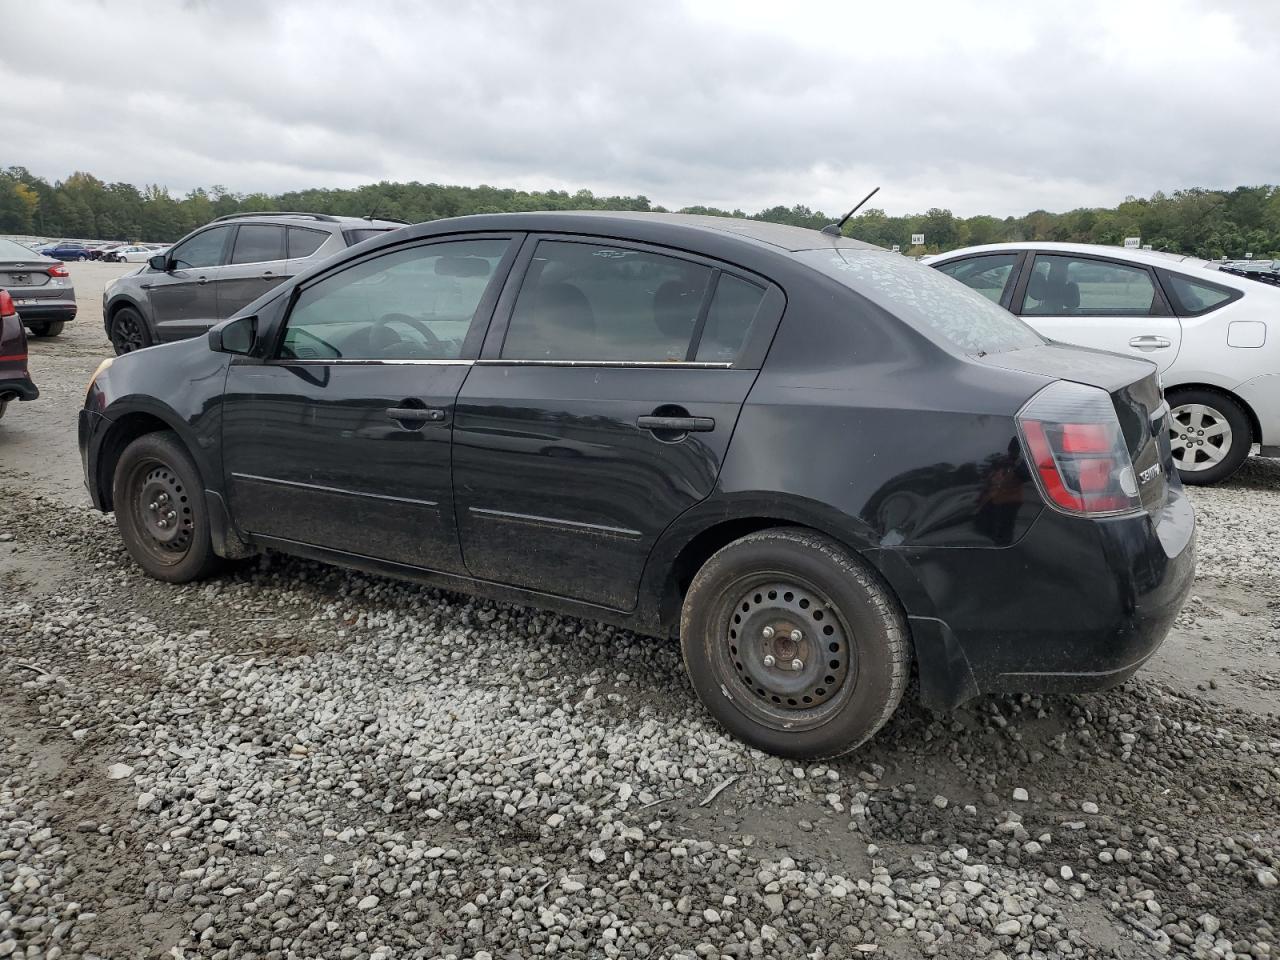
6, 0, 1278, 217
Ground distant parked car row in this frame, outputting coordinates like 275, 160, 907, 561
27, 239, 171, 262
925, 242, 1280, 485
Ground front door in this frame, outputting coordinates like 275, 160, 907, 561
148, 224, 233, 342
452, 237, 778, 610
216, 223, 292, 319
221, 235, 518, 572
1012, 252, 1183, 372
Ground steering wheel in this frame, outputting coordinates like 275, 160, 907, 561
367, 313, 444, 358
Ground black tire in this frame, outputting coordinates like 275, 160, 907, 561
1167, 388, 1252, 485
112, 430, 224, 583
0, 399, 7, 421
109, 306, 152, 354
27, 321, 65, 337
680, 528, 910, 759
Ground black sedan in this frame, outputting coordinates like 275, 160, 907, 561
79, 212, 1195, 758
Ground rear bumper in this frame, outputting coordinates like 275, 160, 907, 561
901, 486, 1196, 709
1236, 373, 1280, 449
18, 301, 77, 323
0, 375, 39, 402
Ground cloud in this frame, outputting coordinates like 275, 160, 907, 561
5, 0, 1278, 216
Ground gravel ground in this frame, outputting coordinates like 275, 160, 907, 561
1, 262, 1277, 959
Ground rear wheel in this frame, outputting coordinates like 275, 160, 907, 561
27, 321, 65, 337
1167, 388, 1251, 485
680, 528, 910, 759
112, 431, 224, 583
109, 306, 152, 354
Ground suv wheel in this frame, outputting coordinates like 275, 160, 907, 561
27, 321, 65, 337
112, 431, 224, 583
109, 306, 152, 354
680, 528, 910, 759
1167, 388, 1252, 485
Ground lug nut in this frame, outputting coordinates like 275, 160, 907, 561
791, 658, 804, 671
157, 519, 167, 529
790, 629, 803, 642
148, 501, 158, 511
762, 626, 775, 640
763, 655, 776, 667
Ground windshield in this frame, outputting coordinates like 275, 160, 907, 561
798, 248, 1045, 355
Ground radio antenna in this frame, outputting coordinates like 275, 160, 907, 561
821, 186, 880, 236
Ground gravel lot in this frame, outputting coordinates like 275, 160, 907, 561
1, 261, 1277, 959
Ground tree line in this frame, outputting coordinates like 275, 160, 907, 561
2, 166, 1277, 259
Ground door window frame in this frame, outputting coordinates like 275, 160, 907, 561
477, 233, 785, 370
257, 232, 525, 366
934, 251, 1028, 311
1009, 251, 1174, 318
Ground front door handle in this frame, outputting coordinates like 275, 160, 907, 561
196, 277, 208, 285
1129, 335, 1171, 350
261, 271, 277, 280
637, 415, 715, 433
386, 405, 446, 428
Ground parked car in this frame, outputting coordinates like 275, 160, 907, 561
0, 236, 76, 336
926, 242, 1280, 484
101, 212, 407, 354
91, 243, 128, 261
38, 240, 92, 261
79, 213, 1196, 758
0, 289, 39, 420
113, 244, 167, 263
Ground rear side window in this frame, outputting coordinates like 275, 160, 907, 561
1022, 255, 1158, 316
935, 253, 1018, 304
798, 248, 1044, 355
230, 225, 286, 264
696, 274, 765, 361
1162, 272, 1237, 315
502, 241, 714, 362
343, 228, 394, 246
288, 227, 328, 259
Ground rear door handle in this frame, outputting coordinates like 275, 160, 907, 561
196, 277, 208, 285
261, 271, 277, 280
1129, 335, 1171, 349
637, 415, 715, 432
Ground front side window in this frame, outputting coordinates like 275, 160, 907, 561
1163, 272, 1236, 315
1022, 255, 1157, 316
169, 226, 232, 270
935, 253, 1019, 304
279, 238, 510, 361
502, 241, 714, 362
230, 225, 286, 264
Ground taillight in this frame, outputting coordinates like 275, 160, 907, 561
48, 263, 69, 278
0, 290, 14, 317
1017, 381, 1141, 517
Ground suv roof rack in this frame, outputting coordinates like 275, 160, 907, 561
211, 211, 341, 223
364, 215, 410, 224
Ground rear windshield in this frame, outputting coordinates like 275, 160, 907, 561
798, 248, 1045, 355
343, 228, 395, 246
0, 238, 44, 260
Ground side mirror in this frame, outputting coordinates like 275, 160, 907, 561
208, 315, 257, 355
148, 254, 168, 271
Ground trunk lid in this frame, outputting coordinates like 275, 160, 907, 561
980, 343, 1172, 516
0, 259, 54, 289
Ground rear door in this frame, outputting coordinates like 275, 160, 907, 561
1010, 252, 1183, 372
147, 225, 233, 341
451, 236, 782, 610
216, 223, 290, 318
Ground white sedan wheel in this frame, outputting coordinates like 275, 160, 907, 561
1169, 402, 1232, 471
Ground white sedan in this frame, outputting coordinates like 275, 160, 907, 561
926, 242, 1280, 484
114, 245, 169, 263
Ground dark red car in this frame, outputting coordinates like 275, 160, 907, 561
0, 289, 39, 420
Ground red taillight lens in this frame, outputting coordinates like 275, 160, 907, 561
47, 263, 69, 278
1017, 382, 1141, 517
0, 290, 15, 317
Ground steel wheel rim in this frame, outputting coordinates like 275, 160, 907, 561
113, 313, 146, 353
715, 573, 856, 733
128, 459, 194, 563
1169, 403, 1232, 471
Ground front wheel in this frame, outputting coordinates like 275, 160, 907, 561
109, 306, 152, 354
112, 431, 224, 583
1167, 388, 1252, 485
680, 528, 910, 759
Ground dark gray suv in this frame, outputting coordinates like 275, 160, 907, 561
101, 212, 406, 353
